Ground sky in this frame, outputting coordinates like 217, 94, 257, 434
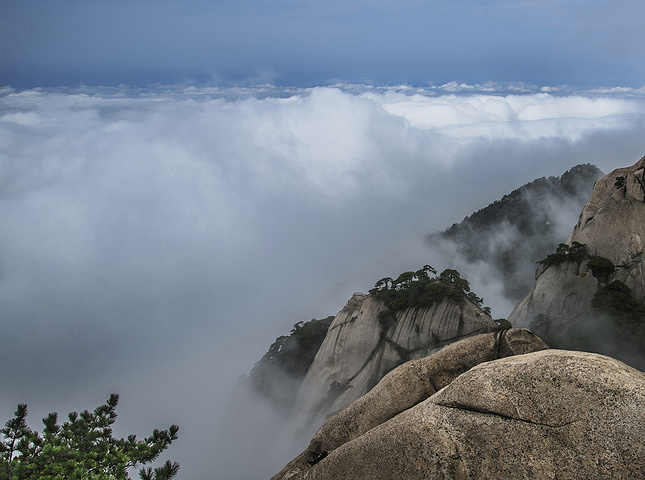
1, 1, 645, 479
2, 0, 645, 88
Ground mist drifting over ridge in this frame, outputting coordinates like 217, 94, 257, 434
1, 82, 645, 478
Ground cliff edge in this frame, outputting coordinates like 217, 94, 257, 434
293, 286, 497, 431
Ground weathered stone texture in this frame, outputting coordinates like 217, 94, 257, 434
292, 292, 497, 431
272, 329, 548, 480
276, 349, 645, 480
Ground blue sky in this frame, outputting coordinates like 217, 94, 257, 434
2, 0, 644, 87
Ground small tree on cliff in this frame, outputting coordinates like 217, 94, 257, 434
438, 269, 471, 293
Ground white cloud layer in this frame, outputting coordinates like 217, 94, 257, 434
373, 92, 644, 141
1, 84, 644, 478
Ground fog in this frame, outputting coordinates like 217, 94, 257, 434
1, 83, 644, 478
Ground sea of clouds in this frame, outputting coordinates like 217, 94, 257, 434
1, 82, 644, 478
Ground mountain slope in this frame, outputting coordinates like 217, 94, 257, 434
431, 164, 603, 300
509, 155, 645, 369
268, 157, 645, 480
247, 164, 603, 413
244, 316, 334, 414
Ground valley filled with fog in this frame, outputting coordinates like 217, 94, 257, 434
1, 83, 645, 478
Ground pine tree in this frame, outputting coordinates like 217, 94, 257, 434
0, 395, 179, 480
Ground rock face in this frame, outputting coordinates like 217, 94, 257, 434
292, 292, 497, 430
508, 155, 645, 331
567, 155, 645, 301
272, 329, 547, 480
275, 348, 645, 480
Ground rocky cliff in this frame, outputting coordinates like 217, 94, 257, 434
269, 156, 645, 480
566, 156, 645, 300
508, 155, 645, 368
292, 290, 497, 431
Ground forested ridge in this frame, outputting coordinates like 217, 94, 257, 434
433, 164, 603, 299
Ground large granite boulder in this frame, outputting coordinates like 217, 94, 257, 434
272, 329, 548, 480
275, 348, 645, 480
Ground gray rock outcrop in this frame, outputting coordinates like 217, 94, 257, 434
292, 291, 497, 431
566, 155, 645, 301
508, 154, 645, 331
276, 348, 645, 480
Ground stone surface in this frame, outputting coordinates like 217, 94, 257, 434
509, 154, 645, 328
275, 349, 645, 480
272, 329, 548, 480
292, 292, 497, 431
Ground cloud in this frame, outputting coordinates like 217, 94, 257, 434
368, 91, 645, 141
0, 84, 644, 478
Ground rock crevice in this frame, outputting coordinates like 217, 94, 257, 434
435, 402, 579, 429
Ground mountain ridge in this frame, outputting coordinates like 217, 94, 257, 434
432, 163, 603, 300
247, 163, 605, 411
252, 156, 645, 479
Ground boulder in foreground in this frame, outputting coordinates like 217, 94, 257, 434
275, 346, 645, 479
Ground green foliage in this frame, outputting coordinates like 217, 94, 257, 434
591, 281, 645, 329
586, 256, 615, 279
494, 318, 512, 330
249, 316, 334, 411
528, 314, 569, 348
536, 242, 588, 267
369, 266, 489, 331
537, 246, 615, 284
438, 269, 470, 294
0, 395, 178, 480
615, 176, 626, 188
588, 280, 645, 368
252, 317, 334, 380
138, 461, 180, 480
531, 281, 645, 369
